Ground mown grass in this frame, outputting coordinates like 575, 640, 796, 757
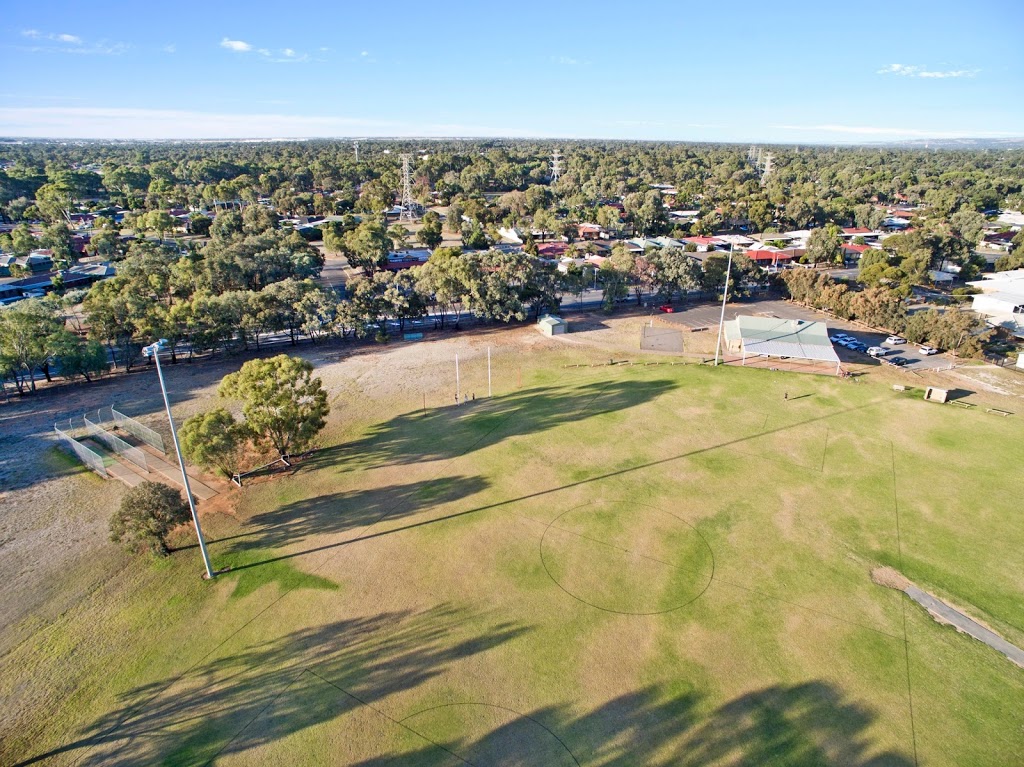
2, 349, 1022, 766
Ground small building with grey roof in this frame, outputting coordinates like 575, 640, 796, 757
723, 315, 841, 375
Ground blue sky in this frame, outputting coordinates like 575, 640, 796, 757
1, 0, 1021, 143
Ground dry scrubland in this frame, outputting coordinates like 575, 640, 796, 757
1, 315, 1023, 766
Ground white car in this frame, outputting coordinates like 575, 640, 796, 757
885, 335, 906, 345
867, 346, 887, 357
919, 345, 939, 355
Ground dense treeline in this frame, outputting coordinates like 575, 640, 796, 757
3, 139, 1024, 230
2, 138, 1022, 393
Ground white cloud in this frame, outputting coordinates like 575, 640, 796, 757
918, 69, 980, 78
554, 55, 589, 67
220, 38, 252, 52
360, 50, 369, 56
21, 29, 85, 45
162, 44, 176, 54
0, 106, 544, 140
877, 63, 979, 79
220, 39, 308, 62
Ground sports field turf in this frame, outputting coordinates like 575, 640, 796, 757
2, 346, 1023, 766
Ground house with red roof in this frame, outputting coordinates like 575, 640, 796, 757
746, 248, 796, 266
537, 242, 570, 258
680, 236, 724, 252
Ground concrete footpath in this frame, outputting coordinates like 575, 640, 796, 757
906, 586, 1024, 668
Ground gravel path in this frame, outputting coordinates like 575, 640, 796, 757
905, 586, 1024, 668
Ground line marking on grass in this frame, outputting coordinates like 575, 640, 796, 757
890, 440, 920, 767
209, 667, 484, 767
820, 425, 829, 473
537, 501, 715, 615
522, 509, 905, 640
68, 366, 614, 765
65, 376, 887, 766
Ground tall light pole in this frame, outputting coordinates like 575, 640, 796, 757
714, 244, 735, 367
144, 340, 215, 579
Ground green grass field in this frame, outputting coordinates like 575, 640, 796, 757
3, 348, 1023, 766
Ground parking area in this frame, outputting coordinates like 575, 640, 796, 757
657, 298, 954, 371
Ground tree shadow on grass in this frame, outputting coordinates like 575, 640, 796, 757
351, 682, 914, 767
303, 378, 677, 473
215, 475, 490, 566
12, 604, 530, 767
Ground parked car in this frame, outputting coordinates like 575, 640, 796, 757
658, 305, 675, 313
867, 346, 887, 357
849, 342, 868, 352
919, 345, 939, 355
886, 356, 909, 366
885, 335, 906, 345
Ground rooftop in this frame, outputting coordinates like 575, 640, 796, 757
724, 315, 840, 364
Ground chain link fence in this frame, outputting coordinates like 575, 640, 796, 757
85, 410, 149, 472
54, 422, 108, 478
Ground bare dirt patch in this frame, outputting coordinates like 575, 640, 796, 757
871, 566, 911, 591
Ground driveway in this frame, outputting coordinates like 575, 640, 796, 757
906, 587, 1024, 668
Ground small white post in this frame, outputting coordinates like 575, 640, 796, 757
487, 346, 492, 398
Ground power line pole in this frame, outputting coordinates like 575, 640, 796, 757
399, 153, 415, 222
550, 148, 562, 184
455, 353, 461, 403
143, 340, 215, 579
714, 244, 735, 367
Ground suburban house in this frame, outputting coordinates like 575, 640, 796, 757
0, 262, 115, 303
883, 216, 912, 230
967, 269, 1024, 338
746, 248, 795, 267
15, 251, 54, 274
536, 242, 570, 258
576, 223, 606, 240
0, 254, 15, 277
982, 231, 1017, 251
717, 234, 757, 249
680, 236, 724, 252
384, 249, 431, 271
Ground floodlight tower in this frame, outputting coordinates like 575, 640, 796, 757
353, 140, 360, 162
142, 339, 214, 579
551, 148, 563, 184
399, 153, 416, 222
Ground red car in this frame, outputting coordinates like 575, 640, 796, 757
658, 304, 675, 313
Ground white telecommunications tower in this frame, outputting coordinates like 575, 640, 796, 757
550, 148, 563, 184
399, 153, 416, 222
761, 152, 774, 186
353, 140, 360, 162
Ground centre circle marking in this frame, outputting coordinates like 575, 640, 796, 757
539, 501, 715, 615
